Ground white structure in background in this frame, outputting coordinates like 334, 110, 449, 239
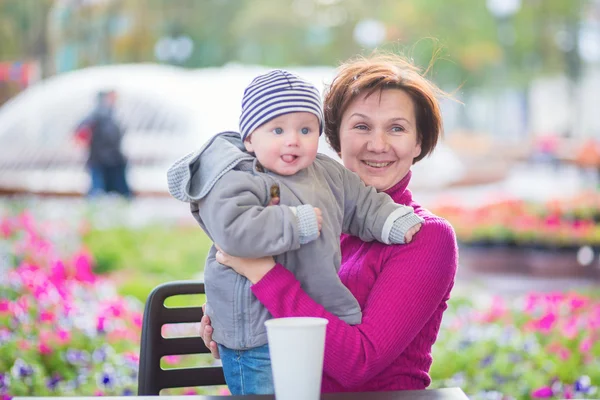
0, 64, 465, 195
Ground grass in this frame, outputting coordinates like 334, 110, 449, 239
83, 224, 213, 304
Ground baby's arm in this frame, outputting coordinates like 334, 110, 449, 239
340, 168, 423, 244
196, 171, 321, 258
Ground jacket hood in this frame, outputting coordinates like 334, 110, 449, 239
167, 131, 255, 202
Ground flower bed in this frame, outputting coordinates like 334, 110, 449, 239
2, 207, 599, 399
432, 192, 600, 277
0, 211, 143, 397
430, 292, 600, 399
432, 192, 600, 249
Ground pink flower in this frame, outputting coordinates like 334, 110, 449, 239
183, 388, 197, 395
72, 251, 96, 283
568, 294, 588, 311
531, 386, 553, 398
15, 296, 30, 314
17, 339, 31, 350
0, 218, 12, 237
39, 310, 56, 323
97, 316, 106, 332
558, 347, 571, 361
123, 351, 140, 362
561, 316, 579, 339
580, 336, 593, 353
39, 341, 53, 355
524, 293, 540, 313
108, 301, 125, 318
132, 312, 143, 328
0, 299, 10, 314
50, 260, 67, 283
94, 390, 104, 396
218, 388, 230, 396
530, 312, 557, 334
56, 329, 71, 344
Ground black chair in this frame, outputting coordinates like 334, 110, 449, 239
137, 281, 226, 395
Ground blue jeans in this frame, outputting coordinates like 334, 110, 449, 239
87, 165, 133, 199
218, 344, 274, 395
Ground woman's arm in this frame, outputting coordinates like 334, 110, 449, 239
251, 219, 457, 388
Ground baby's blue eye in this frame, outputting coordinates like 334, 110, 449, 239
301, 127, 309, 134
273, 127, 283, 134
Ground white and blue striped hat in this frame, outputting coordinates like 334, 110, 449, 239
239, 69, 323, 141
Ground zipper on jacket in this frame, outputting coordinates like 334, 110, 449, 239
235, 273, 247, 349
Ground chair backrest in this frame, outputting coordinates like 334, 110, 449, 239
137, 281, 226, 395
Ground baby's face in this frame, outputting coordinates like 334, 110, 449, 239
244, 112, 320, 176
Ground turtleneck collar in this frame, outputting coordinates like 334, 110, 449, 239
383, 170, 412, 204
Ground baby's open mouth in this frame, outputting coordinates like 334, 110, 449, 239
281, 155, 298, 163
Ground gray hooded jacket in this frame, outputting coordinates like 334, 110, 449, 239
167, 132, 423, 350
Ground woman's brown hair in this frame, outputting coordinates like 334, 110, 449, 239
323, 53, 446, 163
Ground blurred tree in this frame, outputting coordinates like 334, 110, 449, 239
0, 0, 53, 75
0, 0, 593, 90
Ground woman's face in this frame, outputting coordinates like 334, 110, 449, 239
338, 89, 422, 191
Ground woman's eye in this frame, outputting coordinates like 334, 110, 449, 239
354, 124, 368, 131
301, 127, 310, 134
273, 127, 283, 134
391, 126, 405, 133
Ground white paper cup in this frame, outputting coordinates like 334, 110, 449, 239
265, 317, 328, 400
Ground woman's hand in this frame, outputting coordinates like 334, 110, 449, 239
215, 245, 277, 284
200, 304, 220, 359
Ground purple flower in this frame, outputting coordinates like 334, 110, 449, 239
492, 374, 508, 385
93, 347, 108, 363
0, 373, 8, 391
0, 329, 11, 343
96, 367, 116, 389
65, 349, 90, 366
480, 355, 494, 367
46, 375, 61, 391
122, 388, 134, 396
575, 376, 591, 393
508, 353, 522, 363
10, 359, 33, 379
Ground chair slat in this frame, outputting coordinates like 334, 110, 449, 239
160, 306, 204, 324
158, 336, 211, 356
160, 367, 226, 389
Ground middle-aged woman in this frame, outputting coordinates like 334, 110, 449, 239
203, 53, 459, 392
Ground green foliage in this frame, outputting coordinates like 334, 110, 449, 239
83, 224, 212, 303
0, 0, 592, 89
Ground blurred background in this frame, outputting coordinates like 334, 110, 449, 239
1, 0, 600, 399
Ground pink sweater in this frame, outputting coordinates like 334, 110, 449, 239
252, 171, 458, 393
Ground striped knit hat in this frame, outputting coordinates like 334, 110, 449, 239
239, 69, 323, 141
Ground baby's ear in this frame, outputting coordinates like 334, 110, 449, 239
243, 136, 254, 152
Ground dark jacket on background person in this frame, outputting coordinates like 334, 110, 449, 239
78, 102, 126, 168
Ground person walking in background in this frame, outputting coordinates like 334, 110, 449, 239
200, 52, 459, 393
75, 89, 133, 198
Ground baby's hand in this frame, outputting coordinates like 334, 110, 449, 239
404, 223, 422, 244
314, 207, 323, 235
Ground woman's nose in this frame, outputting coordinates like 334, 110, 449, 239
366, 130, 389, 152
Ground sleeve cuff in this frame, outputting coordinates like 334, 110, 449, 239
388, 213, 425, 244
295, 204, 319, 244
